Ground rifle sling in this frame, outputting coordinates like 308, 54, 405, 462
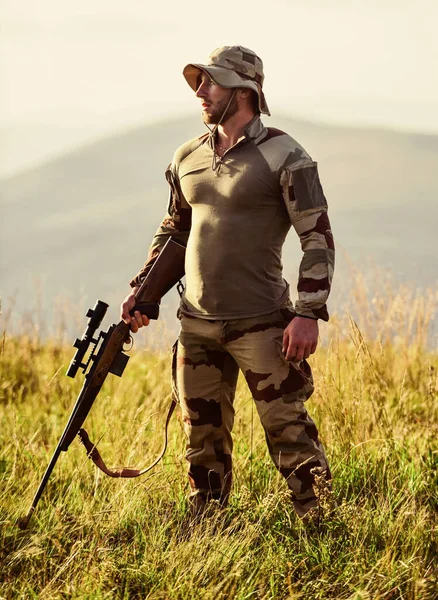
77, 397, 177, 478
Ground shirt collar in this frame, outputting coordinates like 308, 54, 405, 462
243, 115, 266, 142
206, 115, 267, 151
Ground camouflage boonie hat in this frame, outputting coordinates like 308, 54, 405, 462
183, 45, 271, 116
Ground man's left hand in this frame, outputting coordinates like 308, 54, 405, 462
282, 316, 318, 362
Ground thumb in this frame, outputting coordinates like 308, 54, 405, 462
121, 295, 134, 321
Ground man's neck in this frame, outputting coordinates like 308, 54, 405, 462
216, 110, 257, 148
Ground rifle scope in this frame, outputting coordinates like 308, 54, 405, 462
66, 300, 109, 378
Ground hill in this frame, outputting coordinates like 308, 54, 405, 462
1, 115, 437, 335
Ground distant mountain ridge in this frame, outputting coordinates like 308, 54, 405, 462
1, 114, 437, 335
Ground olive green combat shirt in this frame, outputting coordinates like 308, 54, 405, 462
130, 117, 335, 321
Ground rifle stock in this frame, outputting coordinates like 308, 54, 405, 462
18, 238, 185, 530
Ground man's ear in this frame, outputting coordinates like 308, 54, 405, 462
239, 88, 251, 99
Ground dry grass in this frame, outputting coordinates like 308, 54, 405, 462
0, 275, 437, 599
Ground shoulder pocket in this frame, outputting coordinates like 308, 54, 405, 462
291, 162, 327, 212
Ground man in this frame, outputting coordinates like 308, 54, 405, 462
121, 45, 335, 519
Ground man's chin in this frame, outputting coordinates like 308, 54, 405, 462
202, 110, 219, 125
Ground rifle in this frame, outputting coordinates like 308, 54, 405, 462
18, 237, 186, 530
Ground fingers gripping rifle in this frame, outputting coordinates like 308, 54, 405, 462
18, 238, 186, 530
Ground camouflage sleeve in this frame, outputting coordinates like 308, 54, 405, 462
280, 161, 335, 321
129, 164, 192, 287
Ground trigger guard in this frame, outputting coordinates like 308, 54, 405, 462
124, 335, 134, 351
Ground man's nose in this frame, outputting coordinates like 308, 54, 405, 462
196, 82, 208, 98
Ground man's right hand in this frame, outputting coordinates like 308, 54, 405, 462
121, 289, 150, 333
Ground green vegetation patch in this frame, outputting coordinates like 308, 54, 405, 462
1, 290, 437, 599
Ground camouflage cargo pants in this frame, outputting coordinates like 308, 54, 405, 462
175, 305, 331, 518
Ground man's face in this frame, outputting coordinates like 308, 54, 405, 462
195, 72, 238, 124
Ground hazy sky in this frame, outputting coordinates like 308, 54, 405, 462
2, 0, 437, 175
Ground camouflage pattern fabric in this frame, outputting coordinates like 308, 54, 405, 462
175, 307, 331, 518
130, 117, 335, 322
183, 45, 270, 115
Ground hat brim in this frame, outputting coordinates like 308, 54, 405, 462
183, 63, 271, 116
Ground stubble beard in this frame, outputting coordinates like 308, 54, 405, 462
202, 91, 239, 125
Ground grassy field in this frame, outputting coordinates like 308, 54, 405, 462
1, 280, 437, 599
